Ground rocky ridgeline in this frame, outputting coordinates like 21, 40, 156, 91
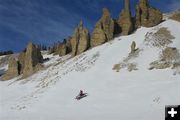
50, 0, 162, 57
2, 0, 163, 80
49, 21, 90, 57
2, 42, 43, 80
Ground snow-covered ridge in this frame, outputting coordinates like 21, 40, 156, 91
0, 20, 180, 120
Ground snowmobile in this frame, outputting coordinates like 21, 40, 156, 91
75, 90, 88, 100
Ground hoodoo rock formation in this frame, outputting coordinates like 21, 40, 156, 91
48, 37, 72, 56
2, 57, 19, 80
71, 21, 90, 56
22, 42, 43, 78
117, 0, 133, 35
1, 0, 166, 80
18, 52, 25, 74
131, 41, 137, 53
54, 42, 67, 56
91, 8, 114, 47
64, 38, 72, 54
135, 0, 162, 27
2, 42, 44, 80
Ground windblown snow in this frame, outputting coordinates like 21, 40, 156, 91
0, 20, 180, 120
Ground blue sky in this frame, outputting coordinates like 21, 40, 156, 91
0, 0, 179, 52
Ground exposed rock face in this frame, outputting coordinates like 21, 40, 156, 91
113, 19, 121, 36
161, 47, 180, 62
113, 63, 138, 72
22, 42, 43, 78
131, 41, 137, 53
136, 0, 162, 27
49, 43, 67, 56
71, 21, 90, 56
2, 57, 19, 80
48, 45, 56, 54
170, 10, 180, 22
57, 43, 67, 56
1, 42, 43, 80
76, 22, 90, 55
65, 37, 72, 54
52, 38, 72, 56
149, 47, 180, 70
117, 0, 133, 35
149, 61, 171, 70
71, 38, 77, 56
173, 63, 180, 69
52, 44, 59, 55
91, 8, 114, 47
144, 27, 175, 48
18, 52, 25, 74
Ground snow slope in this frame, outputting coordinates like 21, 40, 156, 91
0, 20, 180, 120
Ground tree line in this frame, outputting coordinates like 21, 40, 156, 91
0, 50, 13, 56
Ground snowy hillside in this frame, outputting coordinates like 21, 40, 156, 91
0, 20, 180, 120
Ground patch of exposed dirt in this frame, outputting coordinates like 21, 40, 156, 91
113, 49, 140, 72
149, 47, 180, 71
144, 27, 175, 47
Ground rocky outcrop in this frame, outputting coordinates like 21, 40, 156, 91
18, 52, 25, 74
172, 63, 180, 69
53, 44, 59, 55
48, 45, 56, 54
161, 47, 180, 62
149, 61, 171, 70
170, 10, 180, 22
22, 42, 43, 78
131, 41, 137, 53
1, 42, 43, 80
136, 0, 162, 27
117, 0, 133, 35
2, 57, 19, 80
149, 47, 180, 70
65, 37, 72, 54
50, 43, 66, 56
71, 21, 90, 56
91, 8, 114, 47
56, 43, 67, 56
48, 37, 72, 56
76, 21, 90, 55
144, 27, 175, 48
113, 20, 121, 36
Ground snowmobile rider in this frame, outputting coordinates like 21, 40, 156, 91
79, 90, 84, 96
